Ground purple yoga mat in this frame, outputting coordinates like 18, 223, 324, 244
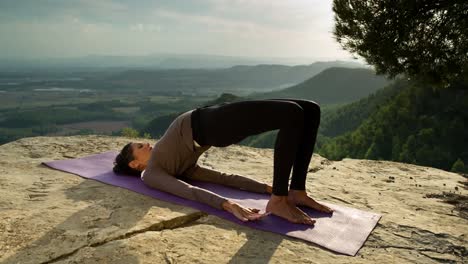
42, 151, 381, 256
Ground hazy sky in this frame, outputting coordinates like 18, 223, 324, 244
0, 0, 354, 60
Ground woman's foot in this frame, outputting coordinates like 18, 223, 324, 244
266, 195, 316, 225
288, 190, 334, 213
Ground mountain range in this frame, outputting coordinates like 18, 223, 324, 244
100, 62, 372, 96
0, 54, 364, 71
250, 67, 391, 104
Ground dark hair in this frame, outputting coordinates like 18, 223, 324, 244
113, 142, 142, 176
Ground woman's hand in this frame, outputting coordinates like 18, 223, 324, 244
222, 200, 267, 222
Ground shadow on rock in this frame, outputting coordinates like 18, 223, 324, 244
2, 169, 194, 264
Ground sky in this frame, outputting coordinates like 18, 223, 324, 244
0, 0, 355, 61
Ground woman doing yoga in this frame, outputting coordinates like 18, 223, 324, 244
113, 99, 333, 225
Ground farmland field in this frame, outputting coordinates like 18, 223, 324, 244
46, 120, 131, 136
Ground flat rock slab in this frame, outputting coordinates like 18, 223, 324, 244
0, 135, 466, 263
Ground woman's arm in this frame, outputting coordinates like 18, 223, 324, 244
143, 168, 266, 221
184, 164, 271, 194
142, 168, 227, 209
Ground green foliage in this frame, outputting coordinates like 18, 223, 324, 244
319, 79, 468, 171
75, 129, 95, 135
333, 0, 468, 86
320, 78, 406, 137
0, 124, 59, 144
239, 130, 278, 149
0, 127, 35, 145
144, 113, 180, 139
451, 159, 466, 173
132, 116, 153, 131
121, 127, 140, 138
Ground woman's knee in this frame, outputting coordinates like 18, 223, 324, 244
286, 101, 320, 123
309, 101, 321, 120
296, 100, 320, 121
280, 101, 304, 126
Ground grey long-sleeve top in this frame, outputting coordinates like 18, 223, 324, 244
141, 109, 269, 209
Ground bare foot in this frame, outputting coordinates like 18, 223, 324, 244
266, 195, 316, 225
288, 190, 334, 214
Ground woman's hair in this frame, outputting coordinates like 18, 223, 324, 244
113, 142, 141, 176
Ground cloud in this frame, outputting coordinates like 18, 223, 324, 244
130, 23, 162, 32
0, 0, 352, 60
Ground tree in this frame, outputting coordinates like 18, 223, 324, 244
333, 0, 468, 86
121, 127, 140, 138
451, 158, 465, 173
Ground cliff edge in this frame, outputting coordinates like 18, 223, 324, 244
0, 135, 466, 263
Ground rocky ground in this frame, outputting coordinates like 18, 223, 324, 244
0, 135, 466, 263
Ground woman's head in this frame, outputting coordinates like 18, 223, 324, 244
113, 142, 152, 176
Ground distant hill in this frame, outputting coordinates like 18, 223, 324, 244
249, 67, 390, 104
0, 54, 363, 70
320, 79, 407, 137
106, 62, 365, 93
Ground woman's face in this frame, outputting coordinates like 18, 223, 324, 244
128, 142, 153, 171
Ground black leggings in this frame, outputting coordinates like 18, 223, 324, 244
191, 99, 320, 196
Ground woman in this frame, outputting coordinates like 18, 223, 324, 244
113, 99, 333, 225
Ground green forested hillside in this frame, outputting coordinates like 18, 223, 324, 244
320, 79, 407, 137
250, 67, 390, 104
320, 79, 468, 172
